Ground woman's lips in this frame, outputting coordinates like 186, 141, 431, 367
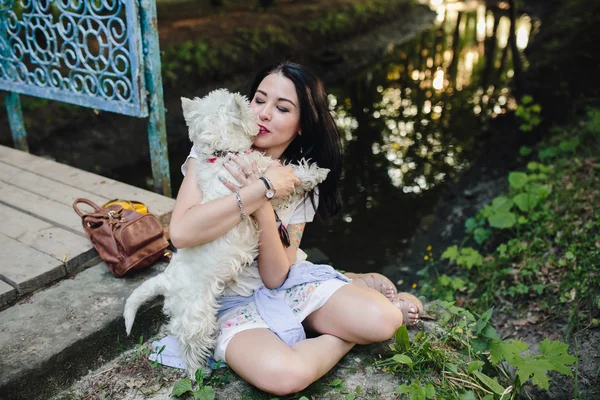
258, 124, 270, 135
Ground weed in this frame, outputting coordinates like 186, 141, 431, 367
172, 369, 216, 400
515, 95, 542, 132
378, 303, 576, 399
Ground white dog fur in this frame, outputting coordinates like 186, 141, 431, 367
123, 89, 329, 375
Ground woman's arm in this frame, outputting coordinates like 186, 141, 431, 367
252, 202, 306, 288
169, 158, 270, 248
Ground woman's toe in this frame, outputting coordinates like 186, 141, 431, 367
385, 286, 396, 299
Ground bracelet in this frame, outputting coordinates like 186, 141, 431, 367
235, 189, 247, 221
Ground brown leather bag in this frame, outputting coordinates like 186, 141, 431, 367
73, 198, 169, 277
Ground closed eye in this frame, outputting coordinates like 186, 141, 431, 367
277, 106, 289, 113
255, 98, 265, 104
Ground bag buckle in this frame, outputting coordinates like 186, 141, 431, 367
107, 210, 126, 223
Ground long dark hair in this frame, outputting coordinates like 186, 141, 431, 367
249, 61, 342, 220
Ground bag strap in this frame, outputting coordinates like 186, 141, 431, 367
73, 198, 103, 217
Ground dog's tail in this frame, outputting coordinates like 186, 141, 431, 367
123, 274, 168, 335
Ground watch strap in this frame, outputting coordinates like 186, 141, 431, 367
259, 176, 271, 190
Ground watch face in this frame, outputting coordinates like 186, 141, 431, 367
266, 189, 275, 199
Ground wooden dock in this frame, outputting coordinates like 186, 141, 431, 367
0, 145, 175, 308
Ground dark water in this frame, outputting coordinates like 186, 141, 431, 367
300, 1, 533, 272
0, 1, 533, 275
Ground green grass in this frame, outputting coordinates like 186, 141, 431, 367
417, 107, 600, 331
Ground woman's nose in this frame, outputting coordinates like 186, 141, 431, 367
259, 105, 271, 121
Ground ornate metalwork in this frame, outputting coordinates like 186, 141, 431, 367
0, 0, 148, 117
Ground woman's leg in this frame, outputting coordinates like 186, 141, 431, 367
346, 272, 422, 325
304, 284, 406, 344
225, 328, 354, 395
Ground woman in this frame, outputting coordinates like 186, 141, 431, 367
170, 62, 422, 395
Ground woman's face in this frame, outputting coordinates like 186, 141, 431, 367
250, 73, 301, 159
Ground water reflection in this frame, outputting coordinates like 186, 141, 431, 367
302, 0, 532, 272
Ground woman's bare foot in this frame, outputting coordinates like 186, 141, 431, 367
345, 272, 397, 300
392, 292, 423, 326
346, 272, 422, 326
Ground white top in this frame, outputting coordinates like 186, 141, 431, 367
182, 146, 318, 296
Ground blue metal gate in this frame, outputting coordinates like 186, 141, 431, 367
0, 0, 171, 196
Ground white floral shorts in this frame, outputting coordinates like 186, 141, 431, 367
213, 279, 348, 362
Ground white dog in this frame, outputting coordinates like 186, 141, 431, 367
123, 89, 329, 374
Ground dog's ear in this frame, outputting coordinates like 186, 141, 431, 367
228, 95, 241, 114
181, 97, 194, 118
232, 92, 259, 137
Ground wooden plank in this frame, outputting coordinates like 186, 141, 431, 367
0, 146, 175, 225
0, 280, 16, 308
0, 233, 65, 295
0, 161, 109, 208
0, 181, 83, 236
0, 203, 95, 273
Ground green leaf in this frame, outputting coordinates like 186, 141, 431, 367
195, 368, 205, 384
539, 146, 558, 160
559, 138, 579, 152
459, 391, 477, 400
467, 360, 485, 374
527, 182, 551, 199
481, 307, 494, 322
472, 370, 507, 395
193, 386, 215, 400
518, 216, 529, 224
396, 384, 410, 394
473, 228, 491, 244
408, 382, 426, 400
392, 354, 414, 368
490, 339, 529, 364
519, 146, 532, 156
465, 218, 478, 233
526, 161, 540, 171
424, 383, 435, 399
456, 248, 484, 269
521, 95, 533, 105
441, 245, 459, 261
509, 172, 529, 189
538, 164, 553, 173
450, 276, 467, 290
538, 339, 577, 376
488, 212, 516, 229
329, 378, 343, 387
471, 338, 489, 353
482, 324, 501, 341
172, 378, 194, 397
396, 325, 410, 352
491, 196, 514, 212
513, 193, 540, 212
512, 357, 551, 390
346, 395, 356, 400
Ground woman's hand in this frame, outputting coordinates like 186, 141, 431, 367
221, 156, 300, 199
263, 161, 301, 198
220, 154, 261, 191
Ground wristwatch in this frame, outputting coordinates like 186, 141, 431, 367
259, 177, 275, 200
